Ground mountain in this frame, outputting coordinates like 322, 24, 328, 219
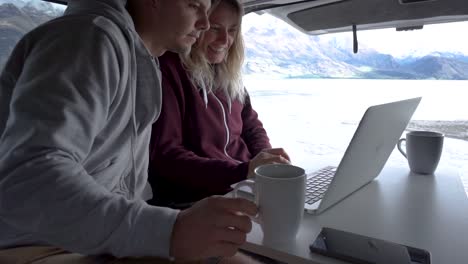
0, 0, 29, 8
403, 56, 468, 79
22, 1, 63, 23
0, 0, 62, 15
0, 4, 33, 68
242, 13, 468, 79
0, 1, 63, 68
1, 2, 467, 80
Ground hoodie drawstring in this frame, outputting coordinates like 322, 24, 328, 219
200, 81, 208, 109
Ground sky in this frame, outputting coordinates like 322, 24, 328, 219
243, 13, 468, 58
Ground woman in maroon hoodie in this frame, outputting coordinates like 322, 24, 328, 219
148, 0, 290, 207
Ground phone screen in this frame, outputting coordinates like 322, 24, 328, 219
309, 228, 431, 264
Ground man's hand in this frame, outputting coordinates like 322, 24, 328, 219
247, 148, 291, 178
169, 196, 258, 261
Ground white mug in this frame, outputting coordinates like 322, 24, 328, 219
233, 164, 306, 244
397, 131, 444, 175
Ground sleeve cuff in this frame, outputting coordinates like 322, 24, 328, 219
123, 203, 180, 258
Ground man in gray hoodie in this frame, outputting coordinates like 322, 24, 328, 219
0, 0, 258, 263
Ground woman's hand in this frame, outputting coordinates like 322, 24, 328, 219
247, 148, 291, 178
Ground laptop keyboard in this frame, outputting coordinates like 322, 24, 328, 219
306, 166, 337, 205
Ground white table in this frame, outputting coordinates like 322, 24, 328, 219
236, 166, 468, 264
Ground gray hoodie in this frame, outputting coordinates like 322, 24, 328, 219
0, 0, 179, 258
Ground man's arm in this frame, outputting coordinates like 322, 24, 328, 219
0, 20, 178, 258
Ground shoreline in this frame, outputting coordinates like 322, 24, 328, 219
407, 120, 468, 141
341, 120, 468, 141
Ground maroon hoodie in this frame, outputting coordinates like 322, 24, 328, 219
148, 52, 271, 205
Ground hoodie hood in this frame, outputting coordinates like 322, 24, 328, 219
65, 0, 134, 31
66, 0, 160, 129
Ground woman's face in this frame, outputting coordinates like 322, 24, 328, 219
199, 2, 240, 64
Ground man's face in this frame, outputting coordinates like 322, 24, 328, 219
157, 0, 211, 54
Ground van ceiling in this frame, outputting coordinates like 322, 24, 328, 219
242, 0, 345, 13
259, 0, 468, 34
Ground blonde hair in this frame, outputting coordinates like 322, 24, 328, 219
181, 0, 246, 103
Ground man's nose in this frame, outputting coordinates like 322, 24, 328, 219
196, 12, 210, 31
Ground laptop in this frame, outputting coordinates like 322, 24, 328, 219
234, 97, 421, 214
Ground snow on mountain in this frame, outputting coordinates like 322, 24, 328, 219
0, 0, 28, 8
241, 13, 468, 79
23, 0, 64, 16
0, 0, 64, 15
1, 1, 467, 79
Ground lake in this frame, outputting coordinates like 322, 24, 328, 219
245, 78, 468, 193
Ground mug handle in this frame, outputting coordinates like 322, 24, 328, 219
397, 138, 407, 159
232, 180, 260, 221
233, 180, 255, 199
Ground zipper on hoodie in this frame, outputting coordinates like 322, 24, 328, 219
212, 94, 241, 163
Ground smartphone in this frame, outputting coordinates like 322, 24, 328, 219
309, 227, 431, 264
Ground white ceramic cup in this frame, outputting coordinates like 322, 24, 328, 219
397, 131, 444, 175
233, 164, 306, 244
